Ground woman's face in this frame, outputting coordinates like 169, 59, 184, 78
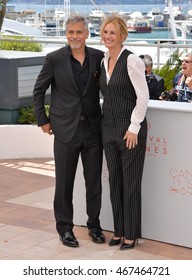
102, 23, 123, 50
181, 56, 192, 77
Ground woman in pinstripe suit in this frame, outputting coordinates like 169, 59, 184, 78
99, 16, 149, 250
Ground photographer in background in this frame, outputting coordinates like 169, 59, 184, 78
161, 53, 192, 102
172, 53, 192, 102
139, 54, 164, 100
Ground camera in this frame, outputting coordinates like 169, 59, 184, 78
146, 74, 156, 83
160, 90, 177, 101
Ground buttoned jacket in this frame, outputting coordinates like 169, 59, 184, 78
33, 46, 103, 143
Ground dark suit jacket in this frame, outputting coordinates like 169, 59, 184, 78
33, 46, 103, 143
155, 74, 165, 100
147, 73, 164, 100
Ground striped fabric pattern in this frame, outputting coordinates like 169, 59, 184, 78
100, 49, 147, 239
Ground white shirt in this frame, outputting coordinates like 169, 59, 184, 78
103, 46, 149, 134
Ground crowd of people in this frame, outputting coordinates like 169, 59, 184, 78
32, 14, 191, 252
138, 53, 192, 103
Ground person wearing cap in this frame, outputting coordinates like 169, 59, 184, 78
139, 54, 164, 100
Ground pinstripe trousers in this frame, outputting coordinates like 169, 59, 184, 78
102, 119, 147, 240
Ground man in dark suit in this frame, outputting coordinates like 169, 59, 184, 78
33, 15, 105, 248
139, 54, 164, 100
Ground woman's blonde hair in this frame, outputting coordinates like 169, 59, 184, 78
100, 15, 128, 41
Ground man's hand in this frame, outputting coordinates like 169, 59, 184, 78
41, 123, 53, 135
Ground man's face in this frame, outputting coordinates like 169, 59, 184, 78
145, 65, 152, 75
66, 22, 89, 50
181, 56, 192, 77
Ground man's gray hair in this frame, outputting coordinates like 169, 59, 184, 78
65, 15, 89, 30
139, 54, 153, 67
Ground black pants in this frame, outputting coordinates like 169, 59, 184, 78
54, 119, 103, 235
102, 119, 147, 240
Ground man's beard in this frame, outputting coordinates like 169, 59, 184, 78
70, 41, 81, 49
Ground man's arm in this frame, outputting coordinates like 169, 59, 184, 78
155, 78, 165, 99
147, 77, 158, 100
33, 55, 53, 127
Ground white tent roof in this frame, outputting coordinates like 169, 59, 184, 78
2, 18, 44, 36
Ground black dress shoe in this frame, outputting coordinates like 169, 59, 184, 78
60, 230, 79, 248
89, 228, 105, 243
109, 237, 121, 246
120, 239, 138, 250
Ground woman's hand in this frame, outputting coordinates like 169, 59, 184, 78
123, 130, 138, 149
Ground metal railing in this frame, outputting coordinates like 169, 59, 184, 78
1, 35, 192, 69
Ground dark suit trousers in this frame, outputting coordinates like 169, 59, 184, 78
102, 120, 147, 240
53, 119, 103, 235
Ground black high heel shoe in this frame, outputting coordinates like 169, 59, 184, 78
109, 236, 121, 246
120, 239, 138, 250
